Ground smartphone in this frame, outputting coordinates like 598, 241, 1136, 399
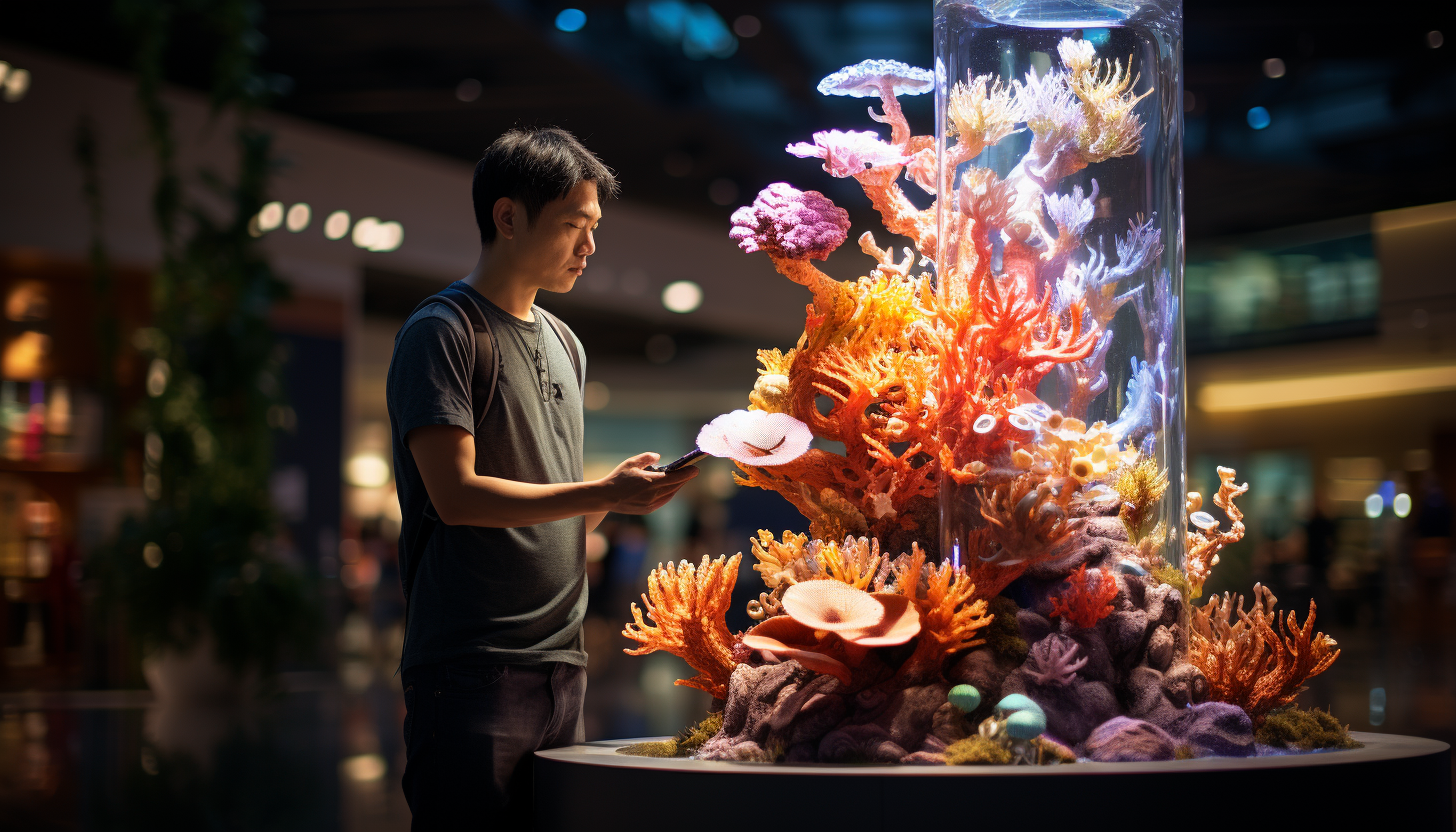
650, 448, 708, 473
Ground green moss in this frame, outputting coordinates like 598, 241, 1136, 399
945, 735, 1013, 765
1256, 706, 1363, 751
1150, 560, 1193, 601
617, 711, 725, 758
617, 739, 680, 757
676, 711, 723, 755
986, 596, 1029, 665
1174, 744, 1195, 760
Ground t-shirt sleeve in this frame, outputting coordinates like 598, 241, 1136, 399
388, 310, 476, 444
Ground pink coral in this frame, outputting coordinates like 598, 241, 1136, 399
730, 183, 850, 261
787, 130, 911, 178
1024, 634, 1088, 686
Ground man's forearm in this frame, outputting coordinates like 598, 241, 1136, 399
433, 475, 608, 528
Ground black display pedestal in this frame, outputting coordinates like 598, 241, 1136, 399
536, 733, 1450, 830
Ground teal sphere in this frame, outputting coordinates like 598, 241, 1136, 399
948, 684, 981, 713
1006, 708, 1047, 740
995, 693, 1045, 720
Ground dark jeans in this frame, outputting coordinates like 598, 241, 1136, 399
401, 660, 586, 831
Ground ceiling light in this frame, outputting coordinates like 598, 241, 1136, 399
1393, 493, 1412, 518
324, 210, 351, 240
257, 201, 284, 232
555, 8, 587, 32
1262, 58, 1285, 78
1198, 363, 1456, 412
352, 217, 380, 248
285, 203, 311, 232
1363, 494, 1382, 518
1246, 106, 1271, 130
661, 280, 702, 313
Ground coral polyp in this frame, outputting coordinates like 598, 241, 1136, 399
619, 33, 1351, 765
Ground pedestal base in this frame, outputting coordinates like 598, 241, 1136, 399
536, 733, 1450, 830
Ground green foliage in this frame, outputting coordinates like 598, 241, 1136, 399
985, 595, 1029, 665
1150, 559, 1193, 601
86, 0, 316, 676
945, 735, 1013, 765
1256, 706, 1362, 751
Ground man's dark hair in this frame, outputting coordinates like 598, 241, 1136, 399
472, 127, 619, 244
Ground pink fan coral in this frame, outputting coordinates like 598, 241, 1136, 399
786, 130, 911, 178
696, 410, 812, 467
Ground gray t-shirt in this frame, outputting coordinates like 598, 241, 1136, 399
386, 281, 587, 670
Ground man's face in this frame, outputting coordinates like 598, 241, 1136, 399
511, 180, 601, 294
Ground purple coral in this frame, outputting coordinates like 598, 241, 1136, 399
817, 59, 934, 98
729, 183, 851, 261
1024, 634, 1088, 687
786, 129, 910, 178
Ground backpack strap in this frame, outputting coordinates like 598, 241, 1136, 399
536, 306, 586, 393
398, 288, 499, 611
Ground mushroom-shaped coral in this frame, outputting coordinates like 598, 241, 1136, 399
994, 693, 1045, 721
787, 129, 911, 178
740, 601, 861, 686
1005, 709, 1047, 741
779, 580, 923, 648
817, 59, 934, 98
729, 183, 850, 261
696, 409, 813, 467
782, 579, 885, 633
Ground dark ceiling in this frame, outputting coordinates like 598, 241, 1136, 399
8, 1, 1456, 239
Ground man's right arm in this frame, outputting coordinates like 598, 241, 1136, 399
407, 424, 696, 528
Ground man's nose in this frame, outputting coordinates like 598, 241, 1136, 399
579, 231, 595, 256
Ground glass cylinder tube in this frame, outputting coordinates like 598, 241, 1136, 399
933, 1, 1185, 571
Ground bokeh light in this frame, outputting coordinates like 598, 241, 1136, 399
345, 453, 391, 488
661, 280, 702, 313
323, 209, 351, 240
555, 8, 587, 32
1247, 106, 1271, 129
257, 201, 284, 232
1392, 492, 1412, 518
1364, 493, 1383, 518
285, 202, 311, 232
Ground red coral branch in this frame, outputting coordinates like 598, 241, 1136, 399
1047, 564, 1119, 629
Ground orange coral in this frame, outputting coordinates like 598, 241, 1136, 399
897, 557, 992, 681
1188, 584, 1340, 725
1047, 564, 1119, 629
1184, 466, 1248, 599
622, 554, 741, 698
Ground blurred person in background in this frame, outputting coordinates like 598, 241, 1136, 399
386, 127, 697, 830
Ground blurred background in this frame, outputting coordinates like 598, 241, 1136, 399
0, 0, 1453, 828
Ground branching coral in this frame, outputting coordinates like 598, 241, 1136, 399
622, 554, 741, 697
1024, 634, 1088, 686
729, 183, 851, 310
1184, 466, 1248, 599
1047, 564, 1120, 629
896, 555, 993, 681
1188, 584, 1340, 725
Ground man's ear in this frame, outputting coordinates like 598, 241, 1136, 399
493, 197, 518, 241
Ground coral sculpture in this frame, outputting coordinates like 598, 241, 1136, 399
619, 39, 1348, 766
1188, 584, 1340, 725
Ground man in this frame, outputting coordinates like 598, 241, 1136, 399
386, 127, 697, 829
